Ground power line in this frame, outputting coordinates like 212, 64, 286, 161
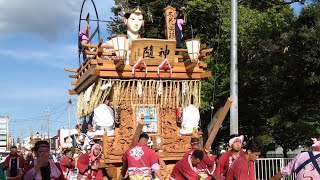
8, 99, 76, 140
9, 104, 69, 123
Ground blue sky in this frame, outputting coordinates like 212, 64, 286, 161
0, 0, 115, 141
0, 0, 306, 142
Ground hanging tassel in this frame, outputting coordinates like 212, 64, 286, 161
100, 80, 112, 90
137, 81, 143, 97
169, 81, 173, 107
157, 80, 162, 97
164, 81, 168, 106
182, 81, 186, 97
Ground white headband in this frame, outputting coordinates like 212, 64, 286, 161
311, 138, 320, 149
229, 135, 244, 147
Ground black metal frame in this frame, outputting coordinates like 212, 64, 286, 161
78, 0, 101, 66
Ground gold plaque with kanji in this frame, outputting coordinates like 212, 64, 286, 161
130, 39, 176, 67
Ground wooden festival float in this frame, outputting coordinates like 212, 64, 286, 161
65, 2, 215, 179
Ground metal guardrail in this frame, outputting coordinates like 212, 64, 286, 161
255, 158, 296, 180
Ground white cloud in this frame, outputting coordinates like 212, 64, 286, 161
0, 85, 68, 101
0, 0, 77, 40
0, 44, 78, 69
0, 0, 115, 41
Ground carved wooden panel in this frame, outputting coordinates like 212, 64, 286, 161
164, 5, 176, 40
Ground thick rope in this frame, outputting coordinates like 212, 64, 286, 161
77, 79, 202, 117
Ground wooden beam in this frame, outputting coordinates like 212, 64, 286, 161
64, 68, 77, 73
204, 97, 233, 152
104, 159, 123, 164
95, 63, 204, 73
68, 89, 77, 95
74, 68, 99, 93
130, 121, 144, 147
97, 38, 103, 48
200, 71, 212, 79
199, 56, 211, 60
102, 52, 116, 56
98, 69, 204, 79
69, 75, 77, 78
100, 44, 113, 49
82, 43, 98, 49
114, 60, 124, 69
92, 58, 110, 65
86, 48, 115, 56
200, 48, 213, 54
86, 50, 98, 55
82, 39, 105, 49
175, 55, 190, 59
103, 134, 108, 159
77, 59, 92, 74
175, 48, 188, 52
198, 61, 208, 68
185, 62, 198, 71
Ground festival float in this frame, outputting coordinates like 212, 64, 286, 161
64, 0, 228, 178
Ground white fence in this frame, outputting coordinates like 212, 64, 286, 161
255, 158, 296, 180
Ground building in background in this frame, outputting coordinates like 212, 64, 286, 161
57, 128, 78, 149
0, 116, 9, 153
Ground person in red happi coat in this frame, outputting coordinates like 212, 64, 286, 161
170, 149, 204, 180
22, 141, 64, 180
184, 137, 216, 180
77, 143, 103, 180
214, 135, 245, 180
60, 148, 75, 180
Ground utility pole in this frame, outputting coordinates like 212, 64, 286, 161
68, 96, 72, 137
20, 130, 23, 149
45, 108, 51, 150
230, 0, 239, 135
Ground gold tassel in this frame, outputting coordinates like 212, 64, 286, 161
164, 81, 168, 107
169, 81, 173, 108
77, 92, 84, 118
199, 81, 202, 108
94, 79, 105, 107
131, 80, 134, 107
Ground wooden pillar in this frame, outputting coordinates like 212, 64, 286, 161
164, 5, 176, 40
130, 121, 144, 147
204, 98, 233, 152
103, 134, 108, 157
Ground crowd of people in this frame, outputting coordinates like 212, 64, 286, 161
2, 140, 103, 180
118, 133, 320, 180
2, 134, 320, 180
115, 133, 263, 180
167, 135, 261, 180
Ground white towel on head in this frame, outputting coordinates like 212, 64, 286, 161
180, 104, 200, 134
93, 104, 114, 129
311, 138, 320, 149
229, 135, 244, 147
